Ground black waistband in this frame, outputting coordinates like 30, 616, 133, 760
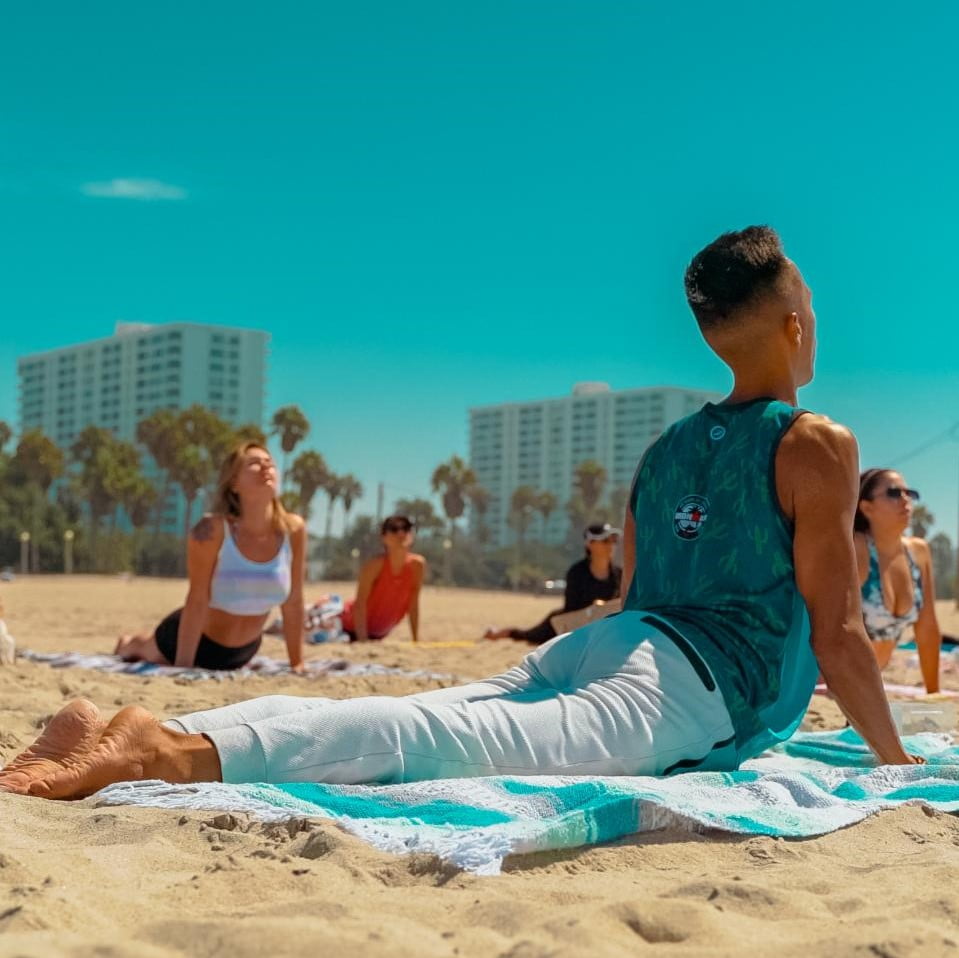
640, 614, 716, 692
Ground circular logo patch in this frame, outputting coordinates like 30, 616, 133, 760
674, 495, 709, 541
709, 425, 726, 441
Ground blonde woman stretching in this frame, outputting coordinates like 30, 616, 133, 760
115, 442, 306, 672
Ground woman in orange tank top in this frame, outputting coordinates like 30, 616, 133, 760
340, 515, 427, 641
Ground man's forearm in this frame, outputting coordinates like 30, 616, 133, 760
815, 628, 910, 764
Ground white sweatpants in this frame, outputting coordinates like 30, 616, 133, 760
166, 611, 734, 785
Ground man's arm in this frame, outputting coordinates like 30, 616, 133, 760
280, 517, 306, 672
782, 416, 914, 765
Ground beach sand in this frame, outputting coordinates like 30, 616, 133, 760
2, 576, 959, 957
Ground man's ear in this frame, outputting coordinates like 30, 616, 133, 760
785, 311, 802, 348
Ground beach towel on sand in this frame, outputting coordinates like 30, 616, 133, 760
18, 650, 448, 682
92, 728, 959, 875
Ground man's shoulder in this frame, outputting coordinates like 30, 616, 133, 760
780, 412, 858, 463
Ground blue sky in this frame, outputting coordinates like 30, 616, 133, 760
2, 2, 958, 544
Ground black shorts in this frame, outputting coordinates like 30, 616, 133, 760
154, 609, 262, 670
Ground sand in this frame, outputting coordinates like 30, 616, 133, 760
2, 576, 959, 958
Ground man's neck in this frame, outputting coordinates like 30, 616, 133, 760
724, 372, 798, 407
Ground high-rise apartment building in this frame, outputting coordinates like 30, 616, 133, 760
17, 321, 268, 529
469, 382, 723, 547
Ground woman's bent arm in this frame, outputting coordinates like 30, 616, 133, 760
174, 517, 222, 668
280, 517, 307, 671
911, 538, 942, 694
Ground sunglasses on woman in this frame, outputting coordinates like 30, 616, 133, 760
384, 523, 413, 534
876, 486, 920, 502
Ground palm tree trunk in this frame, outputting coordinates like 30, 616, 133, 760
324, 495, 335, 559
444, 520, 454, 586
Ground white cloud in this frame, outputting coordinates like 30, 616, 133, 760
81, 178, 187, 201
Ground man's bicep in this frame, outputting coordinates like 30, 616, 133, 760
788, 426, 862, 638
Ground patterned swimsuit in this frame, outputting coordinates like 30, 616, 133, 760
861, 537, 923, 644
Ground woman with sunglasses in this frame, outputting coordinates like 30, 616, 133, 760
340, 515, 426, 642
855, 469, 942, 692
485, 523, 623, 643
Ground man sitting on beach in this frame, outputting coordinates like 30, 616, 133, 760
0, 226, 918, 801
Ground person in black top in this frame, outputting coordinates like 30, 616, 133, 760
485, 523, 623, 644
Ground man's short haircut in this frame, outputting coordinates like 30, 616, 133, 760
684, 226, 789, 331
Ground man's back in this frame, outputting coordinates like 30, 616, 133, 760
627, 398, 820, 759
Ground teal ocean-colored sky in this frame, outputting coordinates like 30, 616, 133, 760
2, 2, 958, 542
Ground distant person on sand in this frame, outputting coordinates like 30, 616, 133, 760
1, 226, 922, 802
855, 468, 943, 693
113, 442, 306, 672
485, 523, 622, 643
340, 515, 426, 642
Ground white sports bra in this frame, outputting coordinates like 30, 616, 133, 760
209, 518, 292, 616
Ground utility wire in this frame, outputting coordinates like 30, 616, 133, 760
889, 421, 959, 466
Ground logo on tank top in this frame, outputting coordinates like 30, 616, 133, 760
674, 495, 709, 541
709, 425, 726, 441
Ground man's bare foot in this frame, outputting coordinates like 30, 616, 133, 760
1, 701, 222, 800
483, 627, 512, 640
0, 699, 106, 796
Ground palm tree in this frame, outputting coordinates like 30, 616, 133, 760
573, 460, 607, 515
170, 444, 212, 548
13, 430, 65, 572
910, 504, 935, 539
467, 485, 491, 545
234, 422, 268, 446
167, 406, 236, 551
71, 427, 139, 570
289, 450, 329, 521
509, 485, 539, 562
566, 459, 608, 543
121, 475, 159, 572
271, 405, 310, 483
431, 455, 478, 584
322, 473, 343, 552
535, 489, 558, 540
137, 408, 180, 537
339, 474, 364, 531
395, 497, 445, 535
533, 489, 558, 566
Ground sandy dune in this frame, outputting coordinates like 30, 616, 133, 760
2, 576, 959, 958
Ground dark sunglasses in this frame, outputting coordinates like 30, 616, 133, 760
384, 523, 413, 533
874, 486, 920, 502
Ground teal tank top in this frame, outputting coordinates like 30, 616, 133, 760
626, 398, 819, 765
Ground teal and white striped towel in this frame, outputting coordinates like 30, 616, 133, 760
92, 728, 959, 875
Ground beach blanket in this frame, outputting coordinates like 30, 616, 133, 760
92, 728, 959, 875
18, 650, 449, 683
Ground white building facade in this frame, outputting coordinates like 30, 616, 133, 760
469, 382, 723, 548
17, 321, 268, 530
